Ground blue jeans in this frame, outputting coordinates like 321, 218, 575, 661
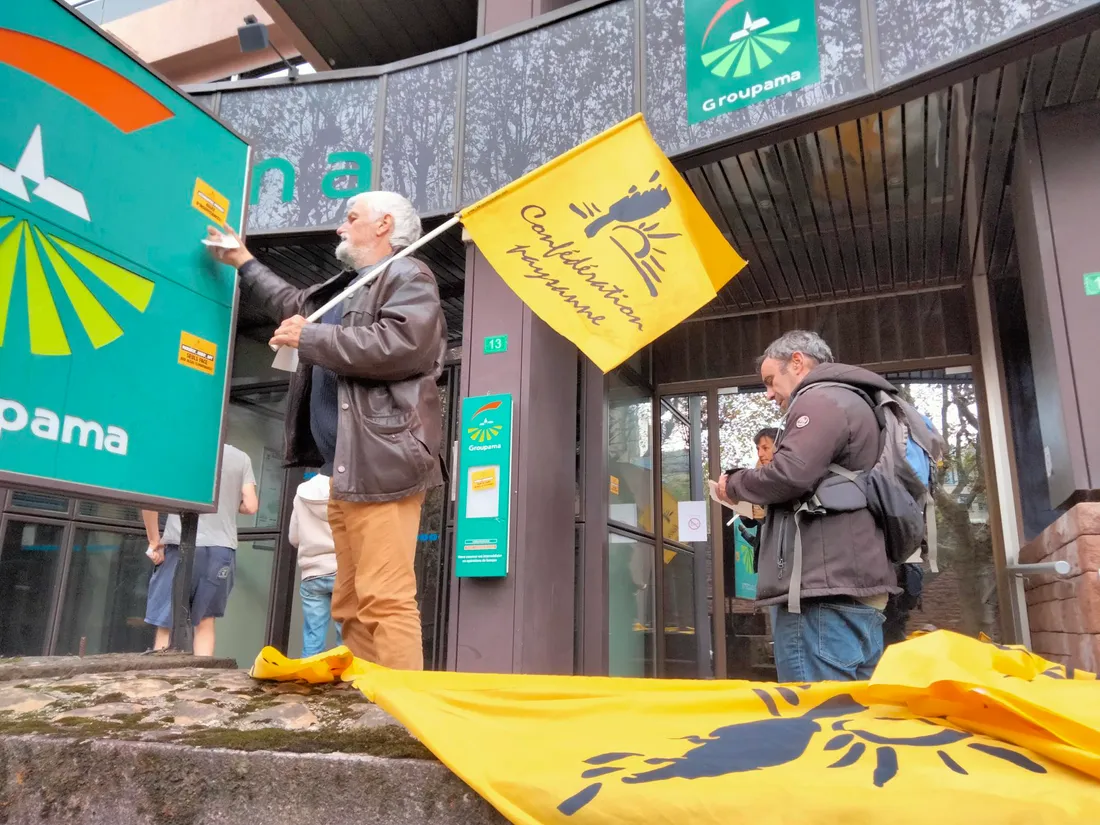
300, 574, 341, 657
771, 600, 885, 682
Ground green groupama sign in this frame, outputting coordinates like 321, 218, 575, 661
685, 0, 821, 125
455, 394, 514, 578
0, 0, 249, 510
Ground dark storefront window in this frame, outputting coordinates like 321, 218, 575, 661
662, 546, 698, 679
55, 528, 153, 656
75, 500, 143, 524
0, 520, 64, 656
8, 490, 68, 514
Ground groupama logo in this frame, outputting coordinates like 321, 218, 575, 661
0, 28, 169, 356
686, 0, 820, 125
700, 4, 803, 80
467, 400, 504, 443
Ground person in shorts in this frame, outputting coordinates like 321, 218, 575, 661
142, 443, 258, 656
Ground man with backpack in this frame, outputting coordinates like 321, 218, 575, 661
714, 330, 939, 682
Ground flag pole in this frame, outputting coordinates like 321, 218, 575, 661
271, 213, 462, 372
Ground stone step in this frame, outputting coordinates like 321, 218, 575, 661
0, 654, 506, 824
0, 733, 505, 825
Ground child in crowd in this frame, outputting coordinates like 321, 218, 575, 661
288, 472, 341, 656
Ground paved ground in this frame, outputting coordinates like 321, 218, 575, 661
0, 655, 429, 759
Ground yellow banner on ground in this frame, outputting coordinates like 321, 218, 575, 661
252, 632, 1100, 824
459, 114, 746, 372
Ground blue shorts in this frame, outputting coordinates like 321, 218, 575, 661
145, 545, 235, 628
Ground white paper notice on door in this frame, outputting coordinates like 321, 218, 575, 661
677, 500, 708, 542
465, 465, 499, 519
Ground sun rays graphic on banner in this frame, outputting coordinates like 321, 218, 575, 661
0, 215, 154, 355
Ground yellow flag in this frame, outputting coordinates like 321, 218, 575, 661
254, 632, 1100, 824
460, 114, 746, 372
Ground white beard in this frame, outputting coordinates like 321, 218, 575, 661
335, 240, 359, 268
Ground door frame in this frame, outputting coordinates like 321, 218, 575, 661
654, 352, 1029, 669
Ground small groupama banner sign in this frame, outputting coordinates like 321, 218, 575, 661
455, 394, 514, 578
685, 0, 821, 125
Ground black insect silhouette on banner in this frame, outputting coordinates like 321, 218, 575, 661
569, 171, 681, 298
558, 688, 1048, 816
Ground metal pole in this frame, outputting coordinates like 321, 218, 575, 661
170, 511, 198, 652
687, 395, 712, 678
1005, 560, 1071, 577
706, 386, 726, 679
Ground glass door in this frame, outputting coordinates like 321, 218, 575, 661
716, 387, 782, 681
657, 393, 711, 678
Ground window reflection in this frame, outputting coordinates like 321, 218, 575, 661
76, 500, 143, 523
227, 389, 288, 531
663, 546, 698, 679
9, 490, 68, 513
215, 539, 274, 665
56, 529, 153, 655
897, 379, 1000, 640
0, 520, 63, 656
608, 371, 654, 531
608, 531, 655, 677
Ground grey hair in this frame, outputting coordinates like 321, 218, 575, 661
757, 330, 834, 369
348, 191, 422, 248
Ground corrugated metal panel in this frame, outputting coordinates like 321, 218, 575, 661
277, 0, 476, 69
686, 28, 1100, 318
653, 288, 972, 384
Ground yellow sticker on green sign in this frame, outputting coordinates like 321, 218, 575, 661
191, 178, 230, 224
178, 331, 217, 375
471, 467, 498, 491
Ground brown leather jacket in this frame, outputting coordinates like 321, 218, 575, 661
726, 364, 899, 607
237, 255, 447, 502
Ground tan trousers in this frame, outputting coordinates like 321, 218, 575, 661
328, 491, 425, 670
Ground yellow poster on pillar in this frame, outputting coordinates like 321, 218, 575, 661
460, 114, 746, 372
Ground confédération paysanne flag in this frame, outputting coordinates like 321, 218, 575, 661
459, 114, 746, 373
252, 632, 1100, 825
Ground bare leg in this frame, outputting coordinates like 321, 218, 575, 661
153, 627, 170, 651
193, 617, 216, 656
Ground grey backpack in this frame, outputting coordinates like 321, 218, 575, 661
784, 382, 946, 613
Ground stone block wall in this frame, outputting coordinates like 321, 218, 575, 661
1019, 503, 1100, 671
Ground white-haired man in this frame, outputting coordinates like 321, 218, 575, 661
209, 191, 446, 670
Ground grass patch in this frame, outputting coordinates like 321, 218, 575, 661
52, 684, 98, 696
171, 725, 434, 759
0, 716, 57, 737
96, 692, 129, 704
52, 717, 157, 736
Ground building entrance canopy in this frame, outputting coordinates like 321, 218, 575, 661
188, 0, 1100, 237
